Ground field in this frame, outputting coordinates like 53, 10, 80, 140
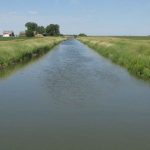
78, 36, 150, 80
0, 37, 65, 69
0, 37, 32, 41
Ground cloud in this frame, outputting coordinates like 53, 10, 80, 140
8, 11, 17, 15
28, 11, 39, 15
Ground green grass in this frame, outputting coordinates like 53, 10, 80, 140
0, 37, 33, 41
0, 37, 66, 69
78, 36, 150, 80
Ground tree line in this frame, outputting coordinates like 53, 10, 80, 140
25, 22, 60, 37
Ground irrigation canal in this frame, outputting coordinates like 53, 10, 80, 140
0, 39, 150, 150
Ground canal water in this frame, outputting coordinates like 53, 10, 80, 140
0, 39, 150, 150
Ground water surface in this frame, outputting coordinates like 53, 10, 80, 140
0, 39, 150, 150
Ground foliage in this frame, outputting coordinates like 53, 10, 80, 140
46, 24, 60, 36
25, 30, 34, 37
36, 26, 45, 34
78, 33, 87, 37
25, 22, 60, 37
25, 22, 38, 32
25, 22, 38, 37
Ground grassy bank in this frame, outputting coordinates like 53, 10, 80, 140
0, 37, 32, 41
78, 36, 150, 80
0, 37, 65, 69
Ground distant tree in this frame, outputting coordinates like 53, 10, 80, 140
54, 24, 60, 35
25, 22, 38, 37
25, 22, 38, 31
25, 30, 34, 37
25, 22, 61, 37
36, 26, 45, 34
46, 24, 60, 36
78, 33, 87, 37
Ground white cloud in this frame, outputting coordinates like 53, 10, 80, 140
28, 11, 39, 15
8, 11, 17, 15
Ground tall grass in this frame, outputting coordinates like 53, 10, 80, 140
0, 37, 65, 69
78, 37, 150, 80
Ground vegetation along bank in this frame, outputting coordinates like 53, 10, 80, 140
0, 37, 66, 69
78, 36, 150, 80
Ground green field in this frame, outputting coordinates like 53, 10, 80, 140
78, 36, 150, 80
0, 37, 65, 69
0, 37, 33, 41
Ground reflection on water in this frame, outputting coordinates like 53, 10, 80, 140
0, 39, 150, 150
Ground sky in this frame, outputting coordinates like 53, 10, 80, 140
0, 0, 150, 35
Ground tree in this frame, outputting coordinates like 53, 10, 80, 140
54, 24, 60, 35
25, 22, 38, 37
25, 30, 34, 37
24, 22, 61, 37
78, 33, 87, 37
46, 24, 60, 36
36, 26, 45, 34
25, 22, 38, 31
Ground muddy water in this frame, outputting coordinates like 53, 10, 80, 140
0, 39, 150, 150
